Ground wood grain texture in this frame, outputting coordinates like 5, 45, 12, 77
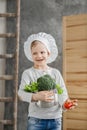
63, 14, 87, 130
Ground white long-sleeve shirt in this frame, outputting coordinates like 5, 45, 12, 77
18, 66, 68, 119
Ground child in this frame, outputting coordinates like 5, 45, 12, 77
18, 32, 78, 130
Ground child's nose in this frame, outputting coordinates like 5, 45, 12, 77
37, 53, 42, 57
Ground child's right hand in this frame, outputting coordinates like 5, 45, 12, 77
32, 91, 54, 102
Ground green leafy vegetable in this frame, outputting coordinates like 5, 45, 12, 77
24, 82, 38, 93
56, 84, 63, 94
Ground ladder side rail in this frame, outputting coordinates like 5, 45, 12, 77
13, 0, 20, 130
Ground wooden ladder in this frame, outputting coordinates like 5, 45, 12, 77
0, 0, 20, 130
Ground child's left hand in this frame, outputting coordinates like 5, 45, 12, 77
63, 99, 78, 110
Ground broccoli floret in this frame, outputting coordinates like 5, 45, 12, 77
37, 74, 56, 91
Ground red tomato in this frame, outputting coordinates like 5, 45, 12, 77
64, 101, 73, 109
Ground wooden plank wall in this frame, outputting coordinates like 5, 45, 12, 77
63, 14, 87, 130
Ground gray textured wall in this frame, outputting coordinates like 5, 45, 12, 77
6, 0, 87, 130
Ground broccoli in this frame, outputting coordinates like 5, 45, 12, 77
37, 74, 56, 91
24, 74, 63, 94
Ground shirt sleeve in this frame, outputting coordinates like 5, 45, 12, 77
18, 70, 33, 103
56, 70, 69, 108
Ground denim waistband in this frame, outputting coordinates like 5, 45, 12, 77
28, 116, 61, 121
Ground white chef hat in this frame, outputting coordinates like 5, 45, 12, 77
24, 32, 58, 63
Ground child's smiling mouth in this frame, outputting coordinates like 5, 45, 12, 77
36, 59, 44, 61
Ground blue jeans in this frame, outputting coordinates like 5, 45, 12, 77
27, 117, 62, 130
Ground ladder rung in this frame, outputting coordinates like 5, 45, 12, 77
0, 54, 14, 59
0, 75, 14, 80
0, 120, 13, 125
0, 33, 16, 38
0, 13, 16, 17
0, 97, 13, 102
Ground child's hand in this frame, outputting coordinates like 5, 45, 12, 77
63, 99, 78, 110
32, 91, 54, 102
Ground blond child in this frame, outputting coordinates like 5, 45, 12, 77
18, 32, 77, 130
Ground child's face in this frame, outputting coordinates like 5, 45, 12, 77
31, 41, 50, 67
